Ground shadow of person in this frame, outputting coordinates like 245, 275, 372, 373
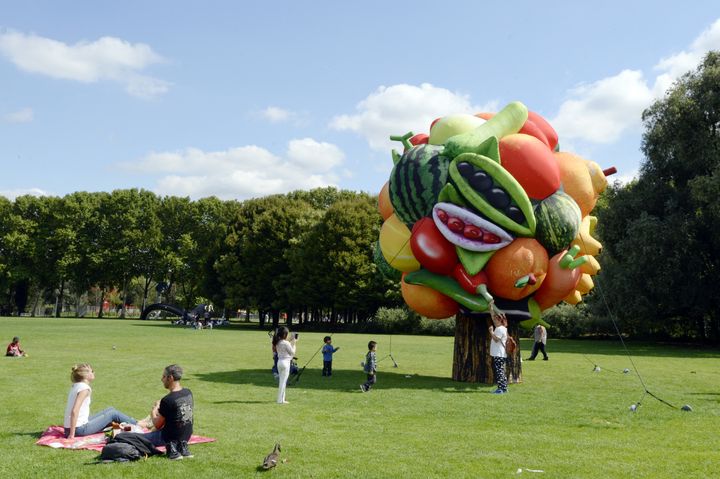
192, 368, 490, 393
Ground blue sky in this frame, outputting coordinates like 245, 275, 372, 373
1, 1, 719, 201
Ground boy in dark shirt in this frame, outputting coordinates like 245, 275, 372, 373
321, 336, 339, 377
147, 364, 194, 459
360, 341, 377, 392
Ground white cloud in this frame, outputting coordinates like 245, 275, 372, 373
3, 107, 33, 123
0, 30, 169, 98
261, 106, 294, 123
119, 139, 344, 200
330, 83, 497, 151
0, 187, 50, 200
125, 75, 170, 99
552, 18, 720, 144
614, 168, 639, 186
552, 70, 654, 143
653, 18, 720, 97
286, 138, 344, 172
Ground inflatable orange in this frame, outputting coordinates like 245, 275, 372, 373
485, 238, 548, 300
401, 274, 459, 319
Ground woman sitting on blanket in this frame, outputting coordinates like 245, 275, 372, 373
63, 363, 147, 439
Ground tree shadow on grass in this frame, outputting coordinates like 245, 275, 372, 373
688, 392, 720, 398
13, 431, 42, 439
213, 400, 268, 404
535, 339, 720, 359
131, 322, 263, 332
193, 369, 491, 394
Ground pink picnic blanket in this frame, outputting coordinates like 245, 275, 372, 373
36, 426, 215, 452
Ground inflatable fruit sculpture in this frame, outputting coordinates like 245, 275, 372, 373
375, 101, 615, 324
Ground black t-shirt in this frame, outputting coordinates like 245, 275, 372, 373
159, 388, 194, 442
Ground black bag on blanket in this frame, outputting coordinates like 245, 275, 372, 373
100, 432, 162, 462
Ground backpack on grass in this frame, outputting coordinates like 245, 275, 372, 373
99, 432, 162, 463
100, 442, 143, 462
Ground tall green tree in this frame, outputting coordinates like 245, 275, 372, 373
3, 195, 52, 313
67, 192, 114, 317
594, 51, 720, 341
99, 189, 161, 317
0, 196, 17, 311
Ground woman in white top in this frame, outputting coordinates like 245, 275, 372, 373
272, 327, 297, 404
488, 305, 509, 394
63, 363, 139, 438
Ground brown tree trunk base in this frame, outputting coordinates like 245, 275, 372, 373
452, 312, 522, 384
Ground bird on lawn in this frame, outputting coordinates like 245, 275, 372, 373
262, 443, 281, 470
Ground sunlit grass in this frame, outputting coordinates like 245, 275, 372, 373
1, 317, 718, 478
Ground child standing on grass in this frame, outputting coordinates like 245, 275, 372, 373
488, 306, 509, 394
360, 341, 377, 392
321, 336, 339, 377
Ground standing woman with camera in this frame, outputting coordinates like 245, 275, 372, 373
272, 327, 297, 404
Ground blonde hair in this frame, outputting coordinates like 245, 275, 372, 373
71, 363, 93, 383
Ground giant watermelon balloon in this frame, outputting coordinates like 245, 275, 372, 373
375, 101, 615, 323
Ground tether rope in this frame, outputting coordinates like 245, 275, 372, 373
578, 233, 678, 410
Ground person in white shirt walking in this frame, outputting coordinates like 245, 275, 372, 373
527, 324, 548, 361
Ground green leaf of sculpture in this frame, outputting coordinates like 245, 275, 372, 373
456, 248, 495, 276
404, 269, 489, 312
443, 101, 528, 159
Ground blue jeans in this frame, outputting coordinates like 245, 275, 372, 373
362, 373, 376, 391
64, 407, 137, 437
144, 430, 165, 446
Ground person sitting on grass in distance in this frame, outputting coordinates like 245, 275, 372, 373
321, 336, 339, 377
6, 336, 27, 357
488, 304, 509, 394
145, 364, 194, 460
63, 363, 145, 439
360, 341, 377, 392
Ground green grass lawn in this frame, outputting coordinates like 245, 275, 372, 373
1, 317, 718, 478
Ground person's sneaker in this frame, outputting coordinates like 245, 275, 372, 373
491, 389, 506, 394
166, 441, 183, 460
543, 357, 549, 361
360, 384, 367, 392
178, 441, 194, 458
526, 358, 535, 361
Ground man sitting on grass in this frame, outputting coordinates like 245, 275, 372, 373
145, 364, 194, 460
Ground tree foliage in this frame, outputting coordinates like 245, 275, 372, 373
593, 51, 720, 341
0, 186, 401, 326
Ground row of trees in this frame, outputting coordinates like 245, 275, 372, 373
2, 52, 718, 342
588, 51, 720, 342
0, 188, 401, 327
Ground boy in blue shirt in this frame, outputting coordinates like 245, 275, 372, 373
360, 341, 377, 392
321, 336, 339, 377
